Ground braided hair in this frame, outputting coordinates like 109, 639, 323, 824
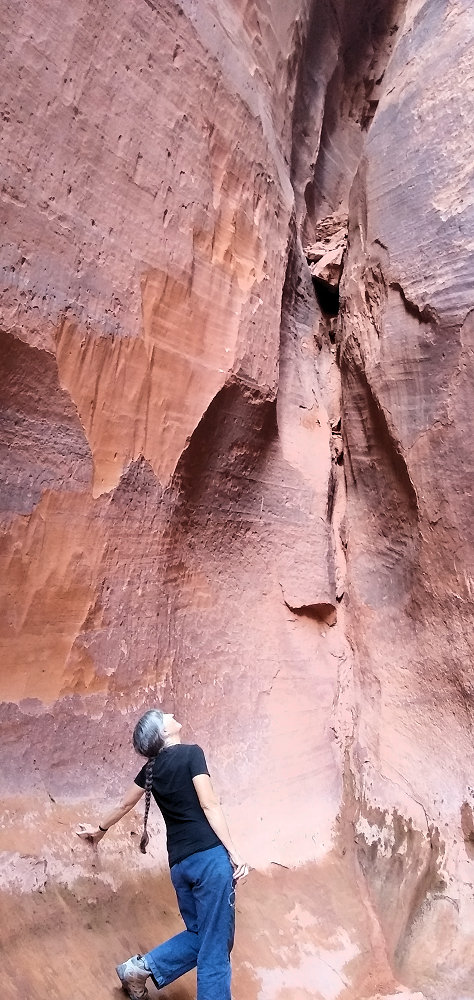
140, 759, 154, 853
133, 709, 166, 854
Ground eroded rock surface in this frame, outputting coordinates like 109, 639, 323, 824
0, 0, 473, 998
338, 3, 474, 995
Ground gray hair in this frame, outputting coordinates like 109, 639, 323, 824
133, 709, 166, 853
133, 708, 166, 758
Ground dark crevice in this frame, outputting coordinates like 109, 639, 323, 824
284, 600, 337, 626
390, 280, 440, 325
312, 275, 340, 317
327, 464, 338, 521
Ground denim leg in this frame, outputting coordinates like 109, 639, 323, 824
143, 862, 199, 987
185, 846, 235, 1000
143, 846, 234, 998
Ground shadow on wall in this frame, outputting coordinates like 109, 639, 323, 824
169, 377, 278, 522
340, 350, 420, 609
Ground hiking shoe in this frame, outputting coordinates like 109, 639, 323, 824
116, 954, 150, 999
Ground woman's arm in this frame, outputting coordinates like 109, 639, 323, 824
192, 773, 248, 880
76, 783, 145, 843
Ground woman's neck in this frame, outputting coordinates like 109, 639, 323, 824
163, 735, 181, 748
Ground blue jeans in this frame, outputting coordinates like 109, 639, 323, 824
144, 845, 235, 1000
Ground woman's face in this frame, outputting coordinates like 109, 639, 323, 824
163, 712, 182, 737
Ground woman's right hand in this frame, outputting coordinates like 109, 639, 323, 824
230, 853, 249, 881
76, 823, 106, 844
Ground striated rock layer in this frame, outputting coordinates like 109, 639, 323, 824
338, 2, 474, 994
0, 1, 473, 998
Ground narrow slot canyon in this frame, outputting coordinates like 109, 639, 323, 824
0, 1, 473, 998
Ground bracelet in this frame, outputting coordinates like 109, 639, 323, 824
98, 824, 108, 833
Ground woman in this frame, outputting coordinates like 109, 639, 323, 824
77, 709, 248, 1000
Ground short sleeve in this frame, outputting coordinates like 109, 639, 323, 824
188, 744, 210, 779
135, 763, 147, 788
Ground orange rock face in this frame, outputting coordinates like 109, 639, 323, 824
1, 1, 473, 999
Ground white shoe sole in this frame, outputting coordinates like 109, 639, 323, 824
115, 961, 149, 1000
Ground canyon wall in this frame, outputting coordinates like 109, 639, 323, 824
339, 2, 474, 993
0, 1, 473, 998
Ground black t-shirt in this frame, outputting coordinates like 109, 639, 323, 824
134, 743, 221, 867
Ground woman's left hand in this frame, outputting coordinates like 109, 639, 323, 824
76, 823, 106, 844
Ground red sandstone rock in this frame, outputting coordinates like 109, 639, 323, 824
305, 219, 348, 289
364, 993, 427, 1000
338, 2, 474, 994
1, 0, 473, 999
